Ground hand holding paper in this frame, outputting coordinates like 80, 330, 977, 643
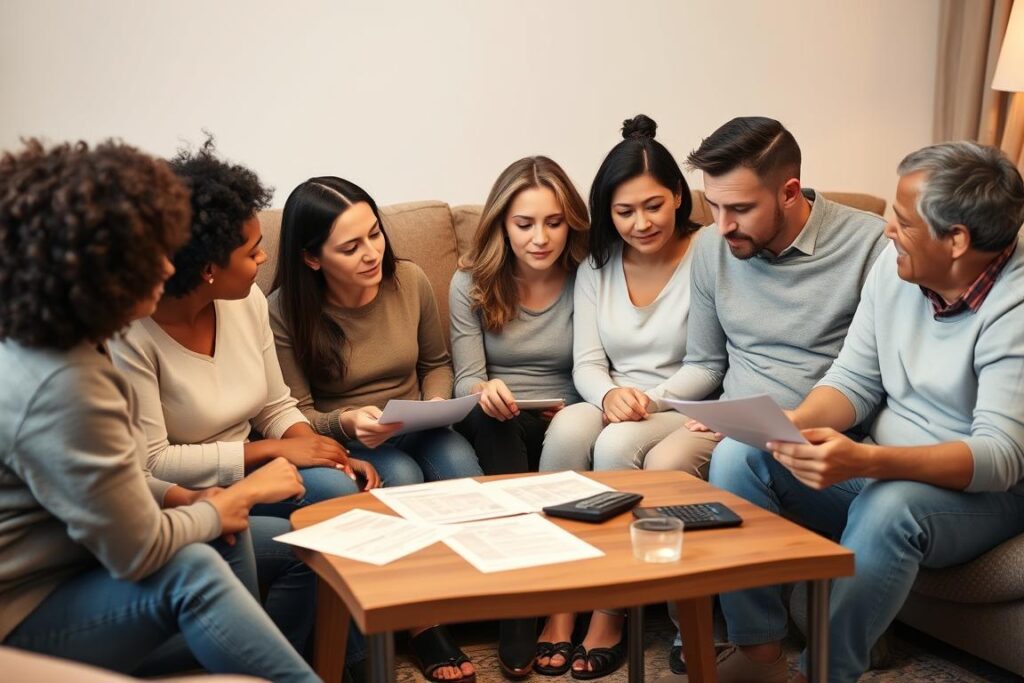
378, 394, 480, 436
661, 394, 808, 451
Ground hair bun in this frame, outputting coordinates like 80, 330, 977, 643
622, 114, 657, 140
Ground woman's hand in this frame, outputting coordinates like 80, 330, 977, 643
475, 379, 518, 421
350, 458, 382, 490
271, 435, 353, 474
206, 458, 305, 541
344, 406, 403, 449
602, 387, 651, 423
540, 402, 565, 422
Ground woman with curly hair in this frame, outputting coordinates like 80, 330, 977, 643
0, 138, 317, 682
448, 156, 589, 677
268, 176, 483, 683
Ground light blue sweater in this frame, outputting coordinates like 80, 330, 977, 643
818, 238, 1024, 494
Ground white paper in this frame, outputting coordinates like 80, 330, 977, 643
273, 509, 455, 565
482, 471, 614, 512
443, 513, 605, 572
371, 478, 530, 525
513, 398, 565, 410
662, 394, 808, 450
378, 394, 480, 436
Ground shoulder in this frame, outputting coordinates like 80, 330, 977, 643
265, 287, 287, 330
108, 318, 159, 367
396, 260, 435, 299
449, 268, 473, 293
225, 285, 272, 334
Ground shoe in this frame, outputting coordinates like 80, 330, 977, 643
569, 636, 627, 680
498, 618, 537, 679
654, 644, 787, 683
668, 644, 686, 674
408, 625, 476, 682
534, 640, 574, 676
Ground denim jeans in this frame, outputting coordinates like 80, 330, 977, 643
708, 437, 1024, 683
345, 427, 483, 485
253, 464, 361, 517
3, 543, 318, 683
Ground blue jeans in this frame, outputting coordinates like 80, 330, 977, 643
253, 464, 362, 517
3, 543, 318, 683
345, 427, 483, 485
708, 437, 1024, 683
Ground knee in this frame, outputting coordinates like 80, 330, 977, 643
592, 424, 643, 471
381, 455, 425, 486
299, 466, 360, 502
846, 481, 925, 543
707, 438, 770, 492
162, 544, 235, 589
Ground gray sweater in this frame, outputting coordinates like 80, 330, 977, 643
667, 191, 888, 409
449, 269, 580, 403
818, 240, 1024, 494
0, 341, 220, 640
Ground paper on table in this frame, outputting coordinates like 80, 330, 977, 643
443, 513, 605, 573
482, 471, 614, 512
273, 509, 455, 565
371, 478, 530, 525
378, 394, 480, 436
661, 394, 809, 450
513, 398, 565, 410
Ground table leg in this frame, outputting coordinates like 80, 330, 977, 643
368, 632, 395, 683
676, 595, 717, 683
806, 579, 830, 683
313, 576, 349, 683
627, 606, 645, 683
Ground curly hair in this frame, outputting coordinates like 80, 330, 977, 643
0, 139, 190, 350
164, 137, 272, 297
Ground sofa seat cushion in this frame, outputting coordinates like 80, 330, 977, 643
912, 531, 1024, 603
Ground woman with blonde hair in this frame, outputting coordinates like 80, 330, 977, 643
449, 155, 589, 677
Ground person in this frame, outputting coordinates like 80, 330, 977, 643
448, 155, 588, 678
269, 175, 482, 682
645, 117, 889, 673
660, 141, 1024, 683
534, 114, 706, 680
0, 138, 318, 682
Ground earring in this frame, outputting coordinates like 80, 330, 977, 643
207, 276, 215, 284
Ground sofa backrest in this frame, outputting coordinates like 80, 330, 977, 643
256, 190, 886, 344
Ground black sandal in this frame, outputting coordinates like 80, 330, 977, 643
498, 617, 537, 679
533, 640, 574, 676
569, 636, 627, 680
408, 626, 476, 682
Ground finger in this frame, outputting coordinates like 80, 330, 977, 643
224, 533, 237, 546
488, 390, 515, 420
495, 384, 519, 416
365, 406, 383, 419
799, 427, 841, 443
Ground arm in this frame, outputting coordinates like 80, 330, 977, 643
415, 269, 454, 400
571, 261, 618, 406
448, 271, 490, 398
12, 364, 221, 581
109, 331, 243, 489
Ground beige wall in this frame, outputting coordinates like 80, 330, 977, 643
0, 0, 939, 208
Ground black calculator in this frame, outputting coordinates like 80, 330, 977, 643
632, 502, 742, 529
543, 491, 644, 523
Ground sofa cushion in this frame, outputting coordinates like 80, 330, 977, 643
911, 532, 1024, 604
452, 204, 482, 259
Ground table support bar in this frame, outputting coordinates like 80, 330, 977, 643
627, 605, 645, 683
806, 579, 831, 683
368, 631, 395, 683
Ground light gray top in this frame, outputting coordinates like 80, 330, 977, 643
818, 239, 1024, 494
668, 190, 888, 409
449, 268, 580, 404
572, 235, 700, 411
109, 286, 308, 489
0, 341, 221, 640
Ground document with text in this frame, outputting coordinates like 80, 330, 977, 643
378, 394, 481, 436
482, 471, 614, 512
273, 508, 456, 565
662, 394, 808, 450
371, 478, 530, 525
443, 513, 605, 573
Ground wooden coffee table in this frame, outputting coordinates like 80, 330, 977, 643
289, 470, 853, 683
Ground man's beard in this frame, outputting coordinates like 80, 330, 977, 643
726, 201, 786, 260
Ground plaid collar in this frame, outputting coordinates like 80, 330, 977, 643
920, 241, 1017, 319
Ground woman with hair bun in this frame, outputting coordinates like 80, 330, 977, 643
534, 115, 713, 680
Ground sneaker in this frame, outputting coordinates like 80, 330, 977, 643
654, 644, 788, 683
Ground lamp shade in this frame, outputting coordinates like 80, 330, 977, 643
994, 2, 1024, 91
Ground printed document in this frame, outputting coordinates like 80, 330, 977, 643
443, 513, 605, 572
662, 394, 808, 450
273, 509, 455, 565
482, 471, 613, 512
371, 478, 529, 525
378, 394, 480, 436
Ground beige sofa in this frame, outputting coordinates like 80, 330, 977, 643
254, 190, 1024, 677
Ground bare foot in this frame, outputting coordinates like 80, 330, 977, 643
573, 611, 624, 674
536, 612, 575, 669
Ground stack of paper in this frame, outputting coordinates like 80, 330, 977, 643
443, 513, 604, 573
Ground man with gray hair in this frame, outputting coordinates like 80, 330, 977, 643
659, 141, 1024, 683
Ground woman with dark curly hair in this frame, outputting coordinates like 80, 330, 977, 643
0, 138, 317, 682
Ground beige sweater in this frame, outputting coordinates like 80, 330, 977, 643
268, 261, 453, 440
0, 341, 220, 641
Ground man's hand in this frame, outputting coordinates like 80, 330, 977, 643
476, 379, 518, 421
768, 428, 872, 490
346, 406, 403, 449
602, 387, 651, 423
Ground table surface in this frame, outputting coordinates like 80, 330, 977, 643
290, 470, 854, 634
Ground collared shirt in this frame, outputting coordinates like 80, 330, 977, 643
756, 192, 820, 261
921, 241, 1018, 319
